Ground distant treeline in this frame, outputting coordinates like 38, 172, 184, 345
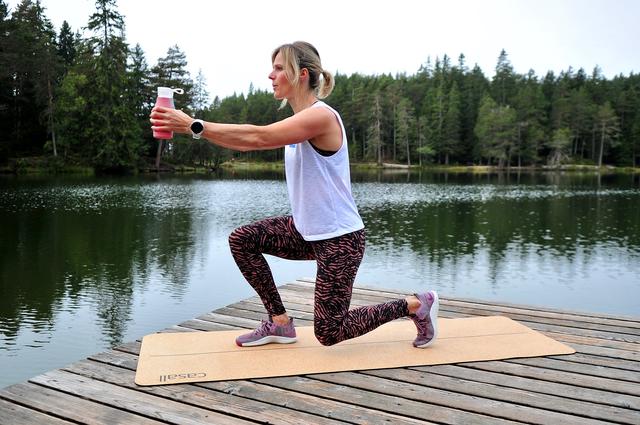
1, 0, 639, 172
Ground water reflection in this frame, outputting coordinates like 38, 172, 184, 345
0, 187, 197, 347
0, 170, 639, 389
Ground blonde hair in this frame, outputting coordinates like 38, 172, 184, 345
271, 41, 334, 107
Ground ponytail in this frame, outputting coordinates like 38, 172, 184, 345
317, 70, 335, 99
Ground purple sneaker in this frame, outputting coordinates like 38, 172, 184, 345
411, 291, 439, 348
235, 317, 297, 347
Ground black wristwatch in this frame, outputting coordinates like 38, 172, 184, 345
190, 119, 205, 139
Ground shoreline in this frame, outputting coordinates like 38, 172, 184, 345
1, 157, 639, 176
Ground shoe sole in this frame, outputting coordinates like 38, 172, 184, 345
236, 335, 297, 347
416, 291, 439, 348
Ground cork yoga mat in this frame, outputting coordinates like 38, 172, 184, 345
135, 316, 575, 386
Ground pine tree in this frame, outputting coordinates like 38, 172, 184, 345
512, 70, 547, 166
127, 43, 153, 154
0, 0, 12, 162
595, 102, 620, 167
367, 93, 383, 165
492, 49, 516, 106
150, 45, 193, 110
547, 128, 572, 166
192, 69, 210, 116
395, 97, 414, 166
4, 0, 60, 158
475, 94, 517, 166
442, 82, 461, 165
150, 44, 194, 166
79, 0, 141, 170
57, 20, 76, 68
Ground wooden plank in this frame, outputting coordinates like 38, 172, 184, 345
436, 305, 640, 342
29, 369, 254, 425
201, 380, 431, 425
416, 364, 640, 410
365, 368, 639, 424
550, 352, 640, 372
255, 375, 525, 425
0, 382, 165, 425
89, 349, 431, 424
546, 333, 640, 357
64, 359, 345, 425
506, 357, 640, 383
309, 371, 616, 425
177, 318, 240, 332
460, 360, 640, 398
0, 398, 75, 425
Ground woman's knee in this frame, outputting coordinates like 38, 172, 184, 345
314, 323, 340, 346
228, 226, 254, 253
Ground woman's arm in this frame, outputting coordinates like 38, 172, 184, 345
150, 106, 337, 152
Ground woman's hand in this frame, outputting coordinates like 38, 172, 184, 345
150, 106, 193, 135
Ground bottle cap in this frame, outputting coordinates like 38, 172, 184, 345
157, 87, 184, 98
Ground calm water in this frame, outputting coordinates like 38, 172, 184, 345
1, 170, 639, 389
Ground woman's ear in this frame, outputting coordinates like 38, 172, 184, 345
300, 68, 309, 81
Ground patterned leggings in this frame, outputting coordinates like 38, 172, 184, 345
229, 216, 409, 346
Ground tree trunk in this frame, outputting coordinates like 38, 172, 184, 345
376, 117, 382, 166
155, 140, 163, 170
393, 105, 397, 161
598, 123, 605, 168
591, 125, 596, 162
406, 137, 411, 167
48, 78, 57, 157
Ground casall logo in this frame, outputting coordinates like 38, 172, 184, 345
159, 372, 207, 382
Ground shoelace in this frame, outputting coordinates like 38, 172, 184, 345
414, 316, 432, 337
253, 320, 274, 337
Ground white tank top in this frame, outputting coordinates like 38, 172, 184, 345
284, 101, 364, 241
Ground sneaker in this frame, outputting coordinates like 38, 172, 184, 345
411, 291, 439, 348
235, 317, 297, 347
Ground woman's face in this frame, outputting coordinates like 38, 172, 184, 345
269, 51, 292, 100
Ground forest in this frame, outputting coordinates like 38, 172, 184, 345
1, 0, 639, 173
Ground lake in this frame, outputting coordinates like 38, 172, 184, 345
1, 169, 639, 389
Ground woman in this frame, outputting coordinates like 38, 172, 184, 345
150, 41, 439, 348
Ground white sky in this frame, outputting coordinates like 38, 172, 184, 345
6, 0, 640, 100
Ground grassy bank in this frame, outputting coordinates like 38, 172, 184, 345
2, 156, 638, 175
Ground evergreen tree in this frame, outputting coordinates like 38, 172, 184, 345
127, 43, 153, 155
395, 97, 414, 166
57, 20, 76, 68
512, 70, 547, 165
55, 71, 88, 159
568, 86, 595, 159
492, 49, 516, 106
475, 94, 517, 166
192, 69, 210, 116
547, 128, 572, 166
462, 64, 489, 163
150, 45, 193, 110
367, 93, 383, 165
0, 0, 12, 162
442, 82, 461, 164
149, 44, 194, 165
4, 0, 60, 157
595, 101, 620, 167
78, 0, 141, 170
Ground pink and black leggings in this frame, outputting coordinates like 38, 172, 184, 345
228, 215, 409, 346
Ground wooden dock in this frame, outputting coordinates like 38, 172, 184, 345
1, 278, 639, 424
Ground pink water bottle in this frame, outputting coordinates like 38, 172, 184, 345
153, 87, 184, 139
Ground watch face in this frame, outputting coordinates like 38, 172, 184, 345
191, 121, 204, 133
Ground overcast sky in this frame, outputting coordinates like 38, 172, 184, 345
6, 0, 640, 100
